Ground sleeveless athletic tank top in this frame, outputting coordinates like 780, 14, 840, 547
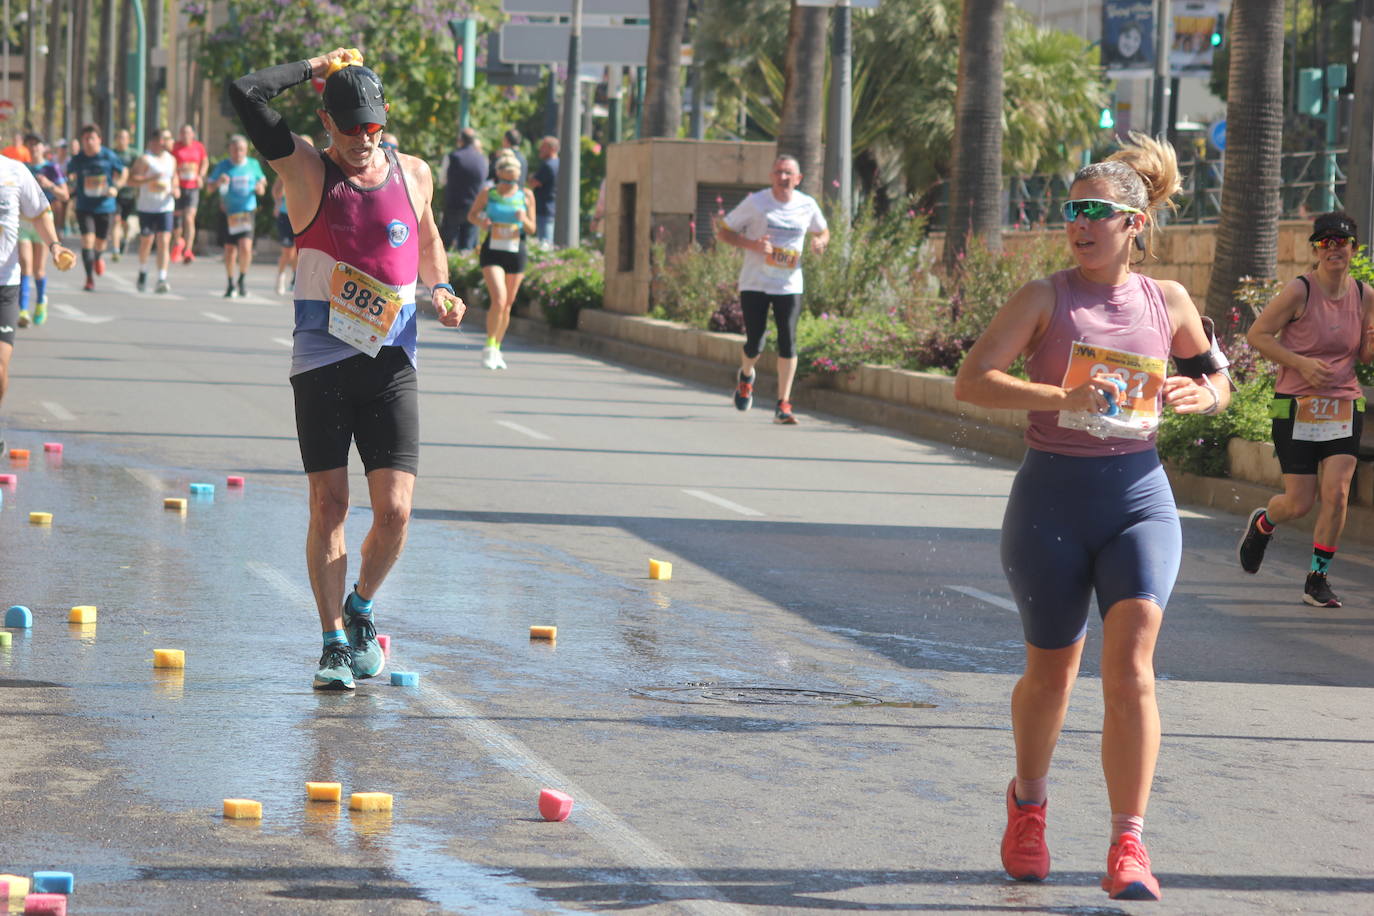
290, 147, 420, 377
1024, 268, 1174, 457
135, 152, 177, 214
1274, 273, 1364, 400
485, 185, 525, 224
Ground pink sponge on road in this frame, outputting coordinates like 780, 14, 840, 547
226, 475, 245, 488
43, 443, 62, 453
23, 894, 67, 916
538, 788, 574, 822
0, 474, 15, 485
377, 634, 391, 656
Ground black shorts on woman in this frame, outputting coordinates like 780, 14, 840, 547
478, 235, 527, 273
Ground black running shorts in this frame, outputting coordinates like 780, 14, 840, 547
76, 210, 112, 240
290, 347, 419, 475
1270, 394, 1365, 475
0, 285, 18, 346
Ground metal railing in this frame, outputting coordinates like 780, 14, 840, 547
928, 148, 1349, 231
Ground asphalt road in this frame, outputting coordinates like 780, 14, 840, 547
0, 254, 1370, 915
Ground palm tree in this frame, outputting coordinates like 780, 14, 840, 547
776, 1, 827, 193
643, 0, 690, 138
1205, 0, 1286, 326
944, 0, 1006, 273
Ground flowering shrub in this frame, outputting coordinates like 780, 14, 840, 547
447, 246, 603, 330
1156, 377, 1276, 477
796, 309, 919, 376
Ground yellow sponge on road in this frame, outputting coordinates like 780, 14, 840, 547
649, 558, 673, 580
307, 781, 342, 802
153, 649, 185, 668
68, 605, 97, 624
223, 798, 262, 819
349, 791, 393, 812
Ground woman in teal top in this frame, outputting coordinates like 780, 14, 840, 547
468, 152, 535, 370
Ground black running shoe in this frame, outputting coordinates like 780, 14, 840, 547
136, 270, 147, 292
1237, 507, 1272, 574
238, 275, 247, 297
1303, 572, 1341, 608
774, 400, 798, 425
733, 370, 754, 411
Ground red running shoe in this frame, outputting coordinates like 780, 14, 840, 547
773, 400, 798, 425
1101, 833, 1161, 900
182, 248, 196, 263
94, 256, 105, 276
171, 239, 186, 262
83, 278, 95, 291
1000, 779, 1049, 881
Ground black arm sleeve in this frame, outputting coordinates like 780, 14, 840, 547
228, 60, 313, 162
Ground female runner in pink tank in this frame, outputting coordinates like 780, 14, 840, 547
955, 133, 1232, 901
1237, 211, 1372, 607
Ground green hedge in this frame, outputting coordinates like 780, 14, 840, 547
447, 245, 603, 331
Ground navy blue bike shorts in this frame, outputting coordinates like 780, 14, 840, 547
1000, 447, 1181, 649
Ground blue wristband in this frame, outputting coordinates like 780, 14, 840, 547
432, 283, 455, 296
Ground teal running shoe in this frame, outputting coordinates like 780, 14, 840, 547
33, 300, 47, 325
313, 642, 355, 691
344, 592, 384, 679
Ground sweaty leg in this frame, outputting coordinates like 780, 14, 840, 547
1264, 474, 1317, 525
185, 206, 198, 255
1313, 454, 1356, 548
0, 340, 12, 405
1012, 639, 1085, 786
1099, 598, 1163, 819
502, 272, 525, 328
305, 468, 351, 633
483, 265, 510, 342
355, 468, 415, 601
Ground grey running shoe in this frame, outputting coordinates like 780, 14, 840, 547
155, 280, 170, 294
344, 592, 384, 679
1237, 508, 1271, 573
733, 370, 754, 411
313, 642, 356, 691
1303, 572, 1341, 608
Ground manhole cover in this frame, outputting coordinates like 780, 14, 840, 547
632, 683, 931, 708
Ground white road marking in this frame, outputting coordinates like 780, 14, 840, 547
945, 585, 1018, 614
245, 559, 746, 916
124, 467, 165, 492
41, 400, 75, 421
53, 304, 115, 325
682, 488, 764, 517
496, 420, 552, 441
202, 311, 232, 323
272, 337, 294, 348
1177, 508, 1211, 519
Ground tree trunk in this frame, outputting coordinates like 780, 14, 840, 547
72, 0, 90, 131
642, 0, 688, 138
43, 0, 62, 140
98, 0, 115, 138
776, 2, 826, 194
943, 0, 1005, 273
1345, 0, 1374, 237
1205, 0, 1286, 326
115, 0, 131, 132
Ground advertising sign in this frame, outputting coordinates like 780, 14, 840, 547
1102, 0, 1155, 77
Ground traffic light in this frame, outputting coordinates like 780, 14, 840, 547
448, 18, 476, 91
1210, 14, 1224, 48
1099, 107, 1115, 130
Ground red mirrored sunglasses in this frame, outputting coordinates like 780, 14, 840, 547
1311, 236, 1352, 250
337, 122, 384, 137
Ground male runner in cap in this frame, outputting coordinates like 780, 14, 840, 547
229, 49, 465, 690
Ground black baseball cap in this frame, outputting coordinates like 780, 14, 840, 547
322, 66, 388, 131
1309, 211, 1357, 242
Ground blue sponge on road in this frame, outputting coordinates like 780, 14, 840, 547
5, 605, 32, 628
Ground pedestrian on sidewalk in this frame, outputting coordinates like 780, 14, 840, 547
527, 135, 559, 245
715, 154, 829, 425
1237, 211, 1372, 607
954, 133, 1232, 902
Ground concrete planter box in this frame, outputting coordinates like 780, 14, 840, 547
1226, 438, 1283, 489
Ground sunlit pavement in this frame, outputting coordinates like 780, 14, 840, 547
0, 253, 1370, 913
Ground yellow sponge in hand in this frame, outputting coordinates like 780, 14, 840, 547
325, 49, 365, 76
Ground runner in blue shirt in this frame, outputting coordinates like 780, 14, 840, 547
207, 134, 268, 297
64, 124, 127, 291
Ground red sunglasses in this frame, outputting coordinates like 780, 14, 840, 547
337, 122, 384, 137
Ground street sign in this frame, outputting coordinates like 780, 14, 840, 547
1208, 119, 1226, 151
484, 30, 544, 86
502, 0, 648, 13
499, 23, 649, 65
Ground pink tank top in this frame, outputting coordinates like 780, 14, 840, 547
290, 147, 421, 376
1024, 269, 1174, 457
1274, 274, 1364, 400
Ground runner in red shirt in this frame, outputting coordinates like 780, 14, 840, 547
171, 124, 209, 262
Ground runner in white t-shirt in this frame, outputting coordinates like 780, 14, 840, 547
127, 127, 180, 293
716, 154, 829, 424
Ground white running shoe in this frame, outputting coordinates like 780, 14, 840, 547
275, 273, 289, 296
493, 349, 507, 370
481, 346, 500, 369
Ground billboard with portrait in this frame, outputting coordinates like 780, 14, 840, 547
1102, 0, 1155, 77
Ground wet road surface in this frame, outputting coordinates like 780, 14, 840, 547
0, 259, 1371, 914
